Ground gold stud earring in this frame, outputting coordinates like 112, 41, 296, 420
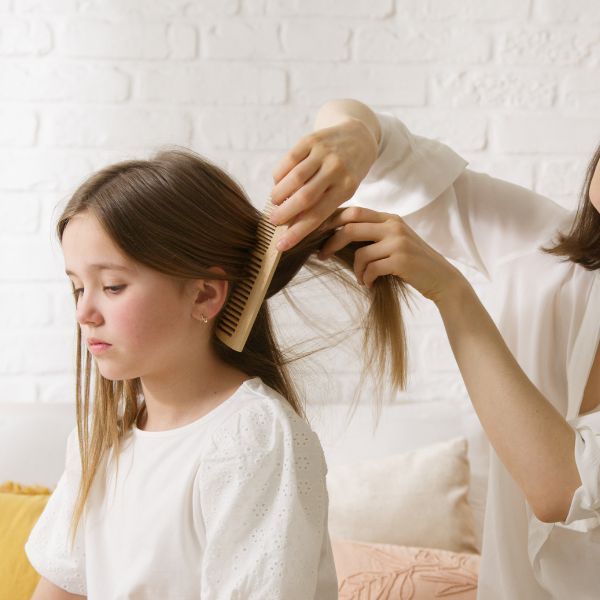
201, 314, 208, 324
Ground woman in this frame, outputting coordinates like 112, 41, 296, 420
268, 99, 600, 599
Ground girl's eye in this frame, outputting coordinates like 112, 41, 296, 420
72, 285, 125, 299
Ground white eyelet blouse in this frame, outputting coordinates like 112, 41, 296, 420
25, 377, 338, 599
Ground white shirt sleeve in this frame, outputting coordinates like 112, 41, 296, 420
562, 410, 600, 527
198, 399, 336, 600
527, 410, 600, 594
350, 112, 570, 279
24, 426, 87, 596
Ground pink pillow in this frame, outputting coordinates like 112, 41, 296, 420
332, 538, 480, 599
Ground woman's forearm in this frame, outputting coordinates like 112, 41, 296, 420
314, 99, 381, 146
436, 280, 581, 523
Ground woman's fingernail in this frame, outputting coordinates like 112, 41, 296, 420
276, 237, 289, 251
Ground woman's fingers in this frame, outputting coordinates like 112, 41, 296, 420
270, 145, 347, 226
324, 205, 391, 230
316, 209, 410, 287
271, 135, 314, 194
318, 208, 399, 258
277, 187, 341, 250
363, 256, 398, 288
353, 239, 398, 285
318, 221, 389, 258
269, 166, 330, 229
322, 231, 406, 288
270, 153, 324, 209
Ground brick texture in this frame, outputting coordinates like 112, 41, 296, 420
0, 0, 598, 408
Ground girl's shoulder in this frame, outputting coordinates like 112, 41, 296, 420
202, 377, 325, 465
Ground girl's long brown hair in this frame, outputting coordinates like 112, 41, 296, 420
56, 147, 409, 547
543, 144, 600, 269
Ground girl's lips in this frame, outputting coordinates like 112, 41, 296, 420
88, 342, 112, 355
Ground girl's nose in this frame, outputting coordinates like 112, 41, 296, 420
76, 294, 102, 327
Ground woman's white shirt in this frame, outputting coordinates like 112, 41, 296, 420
350, 112, 600, 600
24, 377, 338, 600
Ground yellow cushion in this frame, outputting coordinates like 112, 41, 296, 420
0, 481, 52, 600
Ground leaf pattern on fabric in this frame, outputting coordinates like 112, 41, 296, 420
334, 540, 479, 600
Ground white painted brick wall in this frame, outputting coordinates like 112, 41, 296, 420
0, 0, 598, 409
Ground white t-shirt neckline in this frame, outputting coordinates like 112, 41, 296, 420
132, 376, 262, 438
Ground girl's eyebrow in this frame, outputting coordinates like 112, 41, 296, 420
65, 263, 132, 276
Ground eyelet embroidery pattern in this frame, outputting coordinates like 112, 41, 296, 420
24, 429, 87, 596
199, 397, 328, 596
25, 396, 331, 598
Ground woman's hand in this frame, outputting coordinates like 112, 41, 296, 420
319, 206, 468, 305
269, 115, 378, 251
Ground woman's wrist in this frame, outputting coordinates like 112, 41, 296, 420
433, 274, 476, 315
314, 99, 381, 146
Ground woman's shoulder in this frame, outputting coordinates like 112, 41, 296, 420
495, 209, 589, 274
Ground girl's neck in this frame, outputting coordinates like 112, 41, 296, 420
137, 358, 250, 432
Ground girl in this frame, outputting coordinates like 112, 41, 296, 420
24, 147, 407, 599
268, 99, 600, 599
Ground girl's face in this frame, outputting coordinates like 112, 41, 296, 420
591, 160, 600, 214
61, 211, 208, 382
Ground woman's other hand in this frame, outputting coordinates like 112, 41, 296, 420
319, 206, 468, 306
269, 99, 380, 251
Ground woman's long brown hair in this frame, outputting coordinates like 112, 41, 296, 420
543, 144, 600, 269
56, 147, 409, 547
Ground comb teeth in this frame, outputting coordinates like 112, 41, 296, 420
216, 197, 287, 352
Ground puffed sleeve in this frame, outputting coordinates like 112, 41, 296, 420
197, 399, 337, 599
24, 426, 87, 595
349, 112, 570, 279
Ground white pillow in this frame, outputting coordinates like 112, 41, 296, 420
326, 436, 479, 554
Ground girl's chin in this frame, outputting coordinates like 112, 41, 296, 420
96, 364, 136, 382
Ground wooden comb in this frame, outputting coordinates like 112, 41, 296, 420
216, 198, 288, 352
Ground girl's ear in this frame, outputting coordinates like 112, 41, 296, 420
190, 266, 229, 322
